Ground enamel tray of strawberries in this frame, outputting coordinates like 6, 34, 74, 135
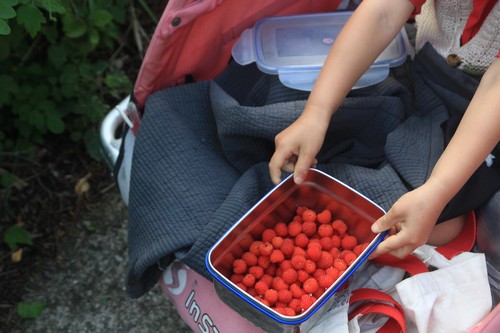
206, 168, 388, 333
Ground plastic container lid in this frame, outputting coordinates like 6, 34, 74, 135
232, 11, 408, 91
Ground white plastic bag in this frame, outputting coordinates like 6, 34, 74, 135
398, 246, 492, 333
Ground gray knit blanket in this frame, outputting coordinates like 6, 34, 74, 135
125, 43, 498, 298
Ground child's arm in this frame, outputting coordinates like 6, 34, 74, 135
269, 0, 415, 184
370, 57, 500, 259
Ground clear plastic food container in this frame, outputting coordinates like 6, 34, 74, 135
232, 11, 408, 91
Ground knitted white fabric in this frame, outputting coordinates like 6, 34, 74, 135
415, 0, 500, 75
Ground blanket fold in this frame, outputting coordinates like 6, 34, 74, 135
126, 43, 499, 298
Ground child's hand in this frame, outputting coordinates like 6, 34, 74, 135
269, 110, 329, 185
369, 185, 445, 259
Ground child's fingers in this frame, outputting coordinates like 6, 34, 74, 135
369, 233, 414, 259
372, 215, 390, 233
269, 151, 288, 184
293, 150, 317, 184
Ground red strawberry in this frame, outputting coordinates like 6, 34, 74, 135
262, 229, 277, 243
280, 238, 295, 257
282, 307, 296, 317
343, 252, 358, 266
271, 236, 284, 249
318, 273, 335, 289
274, 222, 288, 237
290, 283, 304, 298
303, 277, 319, 294
326, 267, 340, 281
300, 294, 317, 311
295, 233, 309, 248
288, 221, 302, 237
282, 268, 298, 284
297, 269, 310, 283
304, 259, 317, 274
272, 277, 289, 291
242, 273, 256, 287
278, 289, 293, 304
249, 241, 264, 256
317, 251, 334, 269
353, 243, 369, 256
255, 280, 269, 296
289, 298, 302, 313
302, 209, 317, 223
291, 255, 307, 270
317, 209, 332, 224
318, 224, 334, 238
270, 249, 285, 263
333, 258, 347, 271
264, 289, 278, 304
341, 235, 358, 251
296, 206, 308, 216
331, 235, 342, 248
302, 221, 317, 237
332, 219, 348, 235
258, 255, 271, 269
260, 242, 274, 256
232, 259, 247, 274
248, 266, 264, 279
241, 252, 258, 267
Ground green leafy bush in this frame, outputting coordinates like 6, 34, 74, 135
0, 0, 136, 160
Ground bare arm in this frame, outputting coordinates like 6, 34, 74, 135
424, 58, 500, 206
370, 57, 500, 258
269, 0, 415, 184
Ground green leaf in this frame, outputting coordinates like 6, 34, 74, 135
16, 4, 46, 38
1, 170, 14, 187
84, 129, 101, 161
45, 109, 65, 134
62, 14, 87, 38
3, 225, 33, 250
27, 109, 45, 130
17, 302, 45, 319
0, 18, 11, 35
88, 27, 99, 47
0, 74, 18, 107
0, 35, 10, 58
47, 44, 68, 67
37, 0, 66, 14
89, 9, 112, 29
0, 1, 16, 19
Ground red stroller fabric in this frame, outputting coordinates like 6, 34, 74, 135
133, 0, 344, 111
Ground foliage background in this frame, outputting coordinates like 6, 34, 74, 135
0, 0, 167, 329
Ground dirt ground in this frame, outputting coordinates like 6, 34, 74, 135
7, 188, 192, 333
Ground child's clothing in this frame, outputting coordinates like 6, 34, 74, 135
414, 0, 500, 74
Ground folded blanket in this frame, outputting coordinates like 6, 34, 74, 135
126, 43, 499, 298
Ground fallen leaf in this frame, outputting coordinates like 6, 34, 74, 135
82, 220, 96, 232
11, 248, 23, 263
17, 301, 46, 319
74, 172, 92, 196
4, 225, 33, 250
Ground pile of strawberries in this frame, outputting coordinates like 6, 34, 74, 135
228, 206, 369, 317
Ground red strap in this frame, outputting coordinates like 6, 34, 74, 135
349, 288, 406, 333
372, 253, 428, 276
435, 210, 476, 260
350, 288, 404, 317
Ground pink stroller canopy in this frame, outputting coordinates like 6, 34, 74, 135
133, 0, 344, 110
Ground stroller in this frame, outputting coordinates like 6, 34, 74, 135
100, 0, 500, 332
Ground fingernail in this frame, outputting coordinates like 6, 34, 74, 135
371, 224, 380, 233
